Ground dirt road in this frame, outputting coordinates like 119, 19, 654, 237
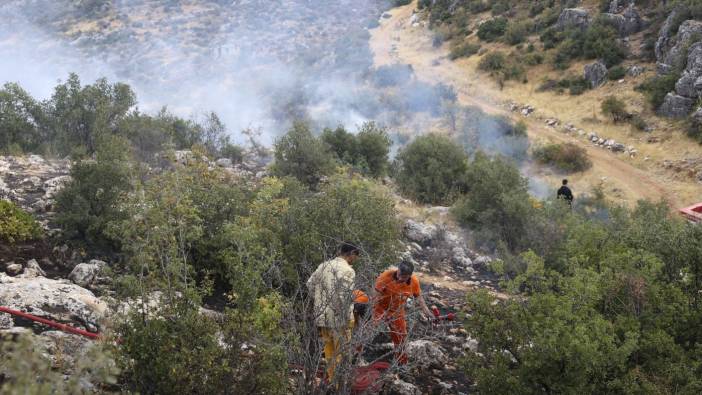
370, 3, 687, 207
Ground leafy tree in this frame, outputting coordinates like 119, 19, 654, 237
394, 133, 469, 204
55, 135, 133, 253
48, 73, 136, 155
272, 121, 335, 188
583, 22, 627, 67
451, 152, 531, 250
356, 122, 392, 177
0, 83, 46, 154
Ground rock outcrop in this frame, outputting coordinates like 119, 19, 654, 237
555, 8, 590, 31
584, 61, 608, 88
68, 259, 107, 288
657, 17, 702, 73
659, 42, 702, 117
659, 93, 695, 117
601, 6, 643, 37
0, 273, 108, 332
406, 340, 447, 369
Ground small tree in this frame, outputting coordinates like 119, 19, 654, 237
394, 134, 469, 204
272, 122, 335, 188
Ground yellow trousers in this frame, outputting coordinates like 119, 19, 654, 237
319, 321, 354, 380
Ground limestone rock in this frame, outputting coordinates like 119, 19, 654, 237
5, 263, 22, 276
404, 219, 436, 245
673, 42, 702, 98
584, 61, 608, 88
0, 273, 108, 332
555, 8, 590, 31
406, 340, 447, 369
387, 378, 421, 395
68, 260, 106, 288
215, 158, 233, 167
601, 6, 643, 37
18, 259, 46, 278
659, 93, 694, 117
658, 19, 702, 71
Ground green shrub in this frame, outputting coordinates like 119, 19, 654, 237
520, 52, 544, 66
450, 41, 481, 59
608, 65, 626, 80
0, 200, 42, 244
55, 135, 133, 253
687, 117, 702, 143
219, 143, 245, 163
0, 83, 46, 153
321, 122, 391, 177
478, 51, 507, 72
272, 122, 335, 187
636, 72, 680, 109
568, 77, 590, 95
583, 22, 626, 67
504, 20, 531, 45
394, 134, 469, 204
451, 152, 532, 250
118, 297, 287, 395
532, 143, 592, 172
477, 18, 508, 42
629, 114, 648, 132
393, 0, 412, 6
601, 96, 630, 122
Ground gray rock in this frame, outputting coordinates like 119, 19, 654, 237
5, 263, 22, 276
659, 19, 702, 71
43, 175, 71, 200
406, 340, 447, 369
68, 260, 106, 288
215, 158, 232, 167
674, 42, 702, 98
627, 65, 645, 77
659, 93, 695, 117
18, 259, 45, 278
387, 378, 421, 395
584, 61, 608, 88
655, 7, 681, 66
555, 8, 590, 31
692, 107, 702, 123
0, 273, 108, 331
404, 219, 437, 245
601, 6, 643, 37
474, 256, 493, 268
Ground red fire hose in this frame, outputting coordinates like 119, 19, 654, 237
0, 306, 100, 340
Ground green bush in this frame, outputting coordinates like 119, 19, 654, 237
0, 200, 42, 244
601, 96, 630, 123
477, 18, 508, 42
272, 122, 336, 187
450, 41, 481, 59
520, 52, 544, 66
393, 0, 412, 6
583, 22, 627, 67
321, 122, 391, 177
568, 77, 590, 95
636, 72, 680, 110
608, 65, 626, 80
687, 117, 702, 143
220, 143, 245, 163
55, 135, 133, 253
629, 114, 648, 132
478, 51, 507, 72
504, 20, 531, 45
451, 152, 532, 250
118, 297, 287, 395
394, 134, 469, 204
0, 83, 46, 154
532, 143, 592, 172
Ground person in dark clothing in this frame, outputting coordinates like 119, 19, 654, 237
557, 179, 573, 205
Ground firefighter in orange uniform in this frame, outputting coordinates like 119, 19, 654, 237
372, 260, 433, 365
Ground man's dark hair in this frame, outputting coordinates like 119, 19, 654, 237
339, 242, 360, 256
562, 179, 568, 185
398, 260, 414, 276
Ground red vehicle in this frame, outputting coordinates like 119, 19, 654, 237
679, 202, 702, 223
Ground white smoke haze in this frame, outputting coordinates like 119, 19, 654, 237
0, 0, 538, 173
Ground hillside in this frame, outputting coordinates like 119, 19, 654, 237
374, 0, 702, 207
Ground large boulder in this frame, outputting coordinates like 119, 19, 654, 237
655, 7, 682, 65
674, 42, 702, 98
657, 18, 702, 72
659, 93, 695, 118
555, 8, 590, 31
0, 273, 108, 332
584, 61, 608, 88
68, 260, 107, 288
601, 6, 643, 37
403, 219, 436, 246
406, 340, 447, 369
17, 259, 46, 278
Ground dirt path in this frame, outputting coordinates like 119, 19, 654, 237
370, 3, 687, 208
